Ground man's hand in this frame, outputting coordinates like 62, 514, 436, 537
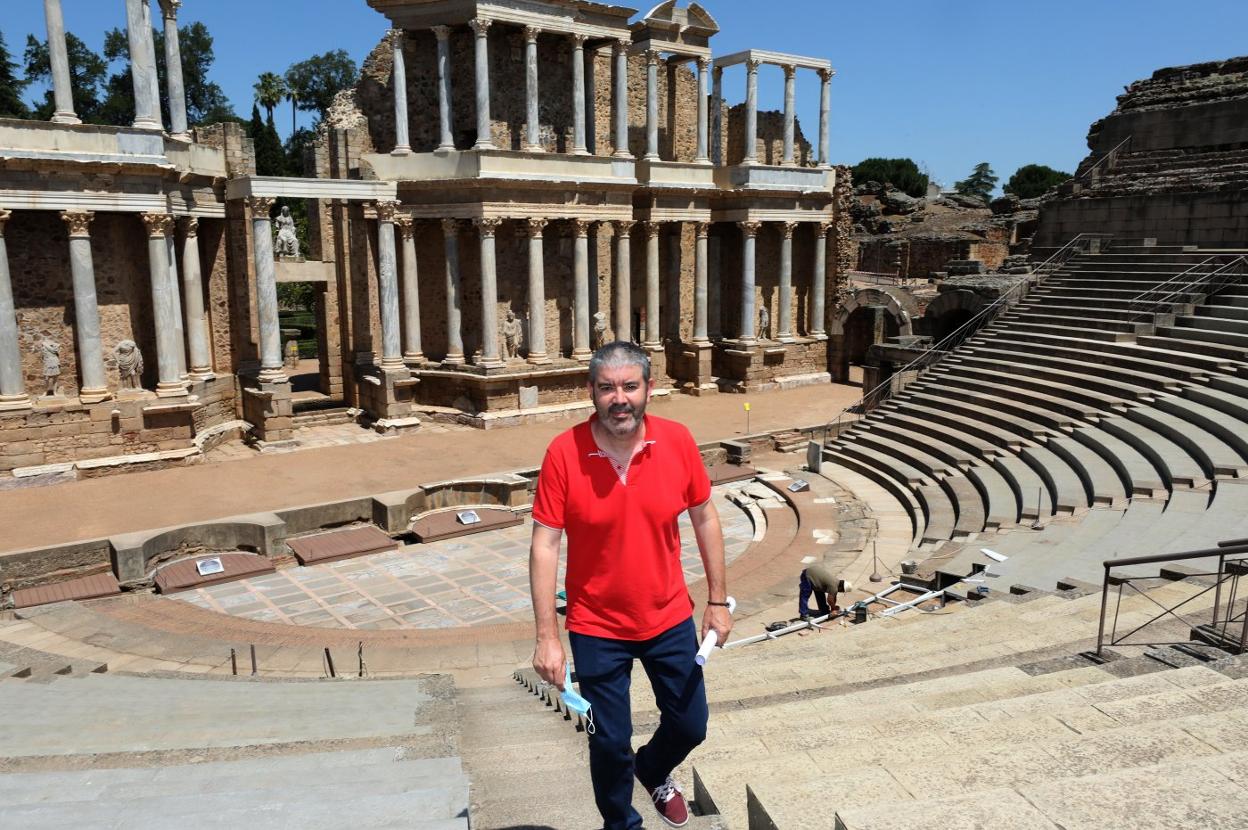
700, 604, 733, 647
533, 635, 567, 690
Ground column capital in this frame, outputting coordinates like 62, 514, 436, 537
739, 220, 761, 238
183, 216, 199, 237
694, 221, 711, 238
441, 218, 461, 235
745, 58, 761, 73
712, 65, 723, 80
393, 214, 415, 239
245, 195, 275, 215
646, 49, 660, 66
141, 212, 174, 238
523, 25, 541, 43
0, 207, 10, 235
818, 67, 836, 83
432, 24, 452, 41
375, 200, 401, 222
780, 221, 797, 240
389, 27, 405, 45
468, 17, 493, 36
816, 220, 832, 236
643, 220, 662, 239
158, 0, 181, 21
614, 38, 631, 53
60, 210, 95, 238
523, 217, 548, 237
782, 63, 796, 80
696, 56, 711, 72
475, 216, 504, 237
570, 32, 588, 47
571, 218, 592, 238
615, 219, 636, 235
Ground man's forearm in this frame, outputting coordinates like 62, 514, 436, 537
691, 502, 727, 601
529, 542, 561, 640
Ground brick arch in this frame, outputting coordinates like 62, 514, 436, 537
923, 289, 986, 323
829, 288, 914, 336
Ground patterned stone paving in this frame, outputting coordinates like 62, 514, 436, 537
177, 485, 755, 630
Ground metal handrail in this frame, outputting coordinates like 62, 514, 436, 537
1095, 542, 1248, 657
1127, 255, 1248, 323
824, 233, 1111, 432
1074, 135, 1133, 183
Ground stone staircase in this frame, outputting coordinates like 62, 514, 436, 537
823, 244, 1248, 586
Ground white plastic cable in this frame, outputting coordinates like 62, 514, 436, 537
695, 596, 737, 665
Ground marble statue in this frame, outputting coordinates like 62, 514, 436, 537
39, 338, 61, 397
758, 305, 772, 340
502, 309, 523, 359
274, 205, 300, 259
592, 310, 608, 350
114, 340, 144, 389
284, 338, 301, 369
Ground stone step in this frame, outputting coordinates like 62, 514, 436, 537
977, 327, 1235, 374
1157, 323, 1248, 351
965, 339, 1184, 398
972, 332, 1207, 385
1004, 309, 1153, 335
993, 318, 1139, 342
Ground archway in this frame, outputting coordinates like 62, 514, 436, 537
829, 288, 913, 383
922, 289, 987, 345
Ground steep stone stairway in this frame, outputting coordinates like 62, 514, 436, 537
823, 244, 1248, 585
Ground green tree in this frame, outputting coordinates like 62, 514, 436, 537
851, 158, 928, 198
248, 103, 286, 176
0, 30, 29, 118
284, 50, 357, 125
253, 71, 286, 122
1004, 163, 1071, 199
954, 162, 998, 201
24, 31, 107, 122
284, 127, 316, 176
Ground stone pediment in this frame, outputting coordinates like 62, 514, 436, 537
632, 1, 718, 51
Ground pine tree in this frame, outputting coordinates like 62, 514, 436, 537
0, 30, 29, 118
249, 103, 286, 176
1004, 164, 1071, 199
24, 31, 106, 122
954, 162, 998, 201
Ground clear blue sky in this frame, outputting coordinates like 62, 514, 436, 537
7, 1, 1248, 191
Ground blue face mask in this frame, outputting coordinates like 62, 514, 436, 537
561, 664, 596, 735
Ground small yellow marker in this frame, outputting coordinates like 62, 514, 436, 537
744, 401, 751, 434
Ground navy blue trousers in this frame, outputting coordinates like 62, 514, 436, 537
798, 569, 832, 618
568, 617, 709, 830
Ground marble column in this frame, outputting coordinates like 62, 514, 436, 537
375, 201, 405, 371
782, 64, 797, 166
142, 213, 187, 395
739, 221, 760, 342
441, 219, 465, 364
570, 35, 588, 155
61, 212, 106, 402
125, 0, 161, 130
394, 216, 423, 364
643, 221, 661, 347
390, 29, 411, 155
710, 66, 723, 166
612, 40, 631, 159
476, 217, 503, 367
470, 18, 494, 150
572, 219, 592, 360
811, 222, 830, 337
181, 217, 212, 378
613, 220, 634, 342
160, 0, 189, 140
166, 230, 187, 378
43, 0, 79, 124
644, 51, 659, 161
524, 27, 542, 151
818, 68, 833, 168
433, 26, 455, 151
695, 57, 710, 164
693, 221, 709, 343
778, 222, 795, 340
524, 218, 549, 363
245, 198, 284, 383
0, 210, 30, 410
743, 59, 759, 165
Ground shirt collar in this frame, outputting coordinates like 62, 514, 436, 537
585, 413, 657, 458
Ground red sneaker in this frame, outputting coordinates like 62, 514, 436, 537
638, 773, 689, 828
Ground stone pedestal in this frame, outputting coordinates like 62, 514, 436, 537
713, 338, 830, 393
679, 341, 717, 396
355, 364, 418, 424
241, 376, 296, 449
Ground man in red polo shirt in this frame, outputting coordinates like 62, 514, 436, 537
530, 341, 732, 830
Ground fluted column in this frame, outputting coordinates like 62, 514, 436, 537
476, 217, 504, 367
0, 211, 31, 410
245, 198, 284, 383
159, 0, 189, 139
470, 18, 494, 150
613, 220, 634, 342
739, 221, 760, 342
695, 57, 710, 164
818, 68, 833, 168
693, 221, 709, 343
782, 64, 797, 166
433, 26, 454, 151
393, 216, 423, 364
644, 51, 659, 161
710, 66, 723, 166
181, 218, 212, 378
778, 222, 795, 340
524, 27, 542, 151
125, 0, 161, 130
612, 40, 631, 159
570, 35, 588, 155
375, 201, 405, 371
390, 29, 411, 155
61, 212, 108, 402
744, 59, 759, 165
441, 219, 465, 364
572, 219, 591, 360
43, 0, 79, 124
524, 219, 549, 363
811, 221, 830, 337
142, 213, 187, 395
643, 221, 661, 347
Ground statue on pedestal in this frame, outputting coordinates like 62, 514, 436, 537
502, 309, 523, 360
38, 338, 61, 397
114, 340, 144, 390
274, 205, 300, 259
758, 305, 772, 340
592, 311, 608, 350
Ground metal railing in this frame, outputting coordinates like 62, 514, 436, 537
1127, 255, 1248, 324
1069, 135, 1133, 189
1094, 540, 1248, 658
824, 233, 1112, 434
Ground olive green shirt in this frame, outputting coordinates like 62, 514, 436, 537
805, 563, 841, 594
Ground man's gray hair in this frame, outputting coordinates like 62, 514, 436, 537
588, 341, 651, 385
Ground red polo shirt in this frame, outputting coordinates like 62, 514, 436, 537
532, 413, 712, 641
